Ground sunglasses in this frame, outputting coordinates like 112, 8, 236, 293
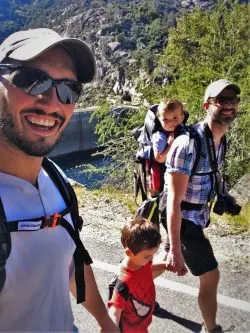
0, 64, 82, 104
209, 96, 240, 105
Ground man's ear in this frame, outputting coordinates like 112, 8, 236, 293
203, 102, 209, 110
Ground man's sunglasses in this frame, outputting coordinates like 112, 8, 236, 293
209, 96, 240, 105
0, 64, 82, 105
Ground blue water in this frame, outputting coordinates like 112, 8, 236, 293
51, 152, 106, 189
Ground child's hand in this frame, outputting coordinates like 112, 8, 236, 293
167, 132, 175, 146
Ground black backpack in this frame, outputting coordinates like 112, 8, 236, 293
135, 196, 160, 229
0, 157, 92, 303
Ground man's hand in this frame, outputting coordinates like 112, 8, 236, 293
166, 249, 188, 276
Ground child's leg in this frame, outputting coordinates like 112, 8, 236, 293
149, 161, 162, 197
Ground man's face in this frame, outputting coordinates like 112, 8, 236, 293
205, 88, 239, 126
0, 46, 77, 156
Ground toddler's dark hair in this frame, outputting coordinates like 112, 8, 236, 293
121, 217, 161, 254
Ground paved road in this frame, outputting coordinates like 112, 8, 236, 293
71, 233, 250, 333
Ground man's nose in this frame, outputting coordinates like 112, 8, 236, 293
36, 87, 61, 107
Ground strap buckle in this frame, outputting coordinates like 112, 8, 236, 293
44, 213, 61, 228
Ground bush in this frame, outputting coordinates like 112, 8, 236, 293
91, 102, 146, 188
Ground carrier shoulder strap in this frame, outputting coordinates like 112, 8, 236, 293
0, 197, 6, 222
42, 158, 91, 304
133, 158, 148, 204
187, 126, 204, 176
188, 124, 227, 176
42, 157, 83, 231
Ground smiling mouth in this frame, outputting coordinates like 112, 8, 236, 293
220, 108, 235, 114
25, 115, 58, 131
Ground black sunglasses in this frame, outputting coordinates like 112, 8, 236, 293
209, 96, 240, 105
0, 64, 82, 105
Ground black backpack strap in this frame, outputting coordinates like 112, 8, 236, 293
109, 275, 130, 302
115, 279, 130, 301
0, 197, 7, 222
188, 126, 204, 176
133, 158, 148, 204
42, 158, 83, 231
0, 198, 11, 294
60, 218, 92, 303
42, 158, 91, 304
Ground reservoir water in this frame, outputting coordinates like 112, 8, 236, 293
51, 152, 106, 189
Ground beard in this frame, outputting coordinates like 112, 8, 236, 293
209, 107, 237, 126
0, 98, 63, 157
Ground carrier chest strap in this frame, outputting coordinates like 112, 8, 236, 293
4, 206, 72, 232
181, 201, 208, 211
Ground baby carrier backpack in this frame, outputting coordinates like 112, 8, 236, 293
132, 104, 189, 204
0, 157, 92, 303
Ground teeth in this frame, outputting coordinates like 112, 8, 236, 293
27, 116, 56, 127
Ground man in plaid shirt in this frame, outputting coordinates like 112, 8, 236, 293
164, 79, 241, 333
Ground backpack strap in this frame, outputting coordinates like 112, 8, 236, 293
109, 275, 130, 302
133, 157, 148, 204
115, 279, 130, 301
0, 198, 11, 294
42, 158, 83, 231
188, 126, 206, 176
42, 158, 92, 303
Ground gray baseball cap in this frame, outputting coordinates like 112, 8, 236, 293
0, 28, 96, 83
204, 79, 240, 102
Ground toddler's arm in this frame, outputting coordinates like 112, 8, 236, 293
154, 132, 175, 163
152, 261, 168, 278
108, 305, 122, 328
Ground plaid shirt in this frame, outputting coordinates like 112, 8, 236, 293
165, 122, 225, 228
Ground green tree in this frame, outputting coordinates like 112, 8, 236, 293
95, 1, 249, 189
145, 1, 250, 186
91, 102, 146, 188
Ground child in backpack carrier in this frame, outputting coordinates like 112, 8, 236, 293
108, 217, 169, 333
149, 98, 186, 196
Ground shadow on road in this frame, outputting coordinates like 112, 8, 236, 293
153, 307, 202, 332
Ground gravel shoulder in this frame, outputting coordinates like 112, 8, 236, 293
78, 187, 250, 299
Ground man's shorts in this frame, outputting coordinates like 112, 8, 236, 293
180, 219, 218, 276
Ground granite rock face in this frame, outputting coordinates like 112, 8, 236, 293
230, 173, 250, 205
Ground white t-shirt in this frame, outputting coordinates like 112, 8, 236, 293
0, 165, 76, 331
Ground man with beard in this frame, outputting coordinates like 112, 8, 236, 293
0, 28, 119, 332
164, 79, 241, 333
